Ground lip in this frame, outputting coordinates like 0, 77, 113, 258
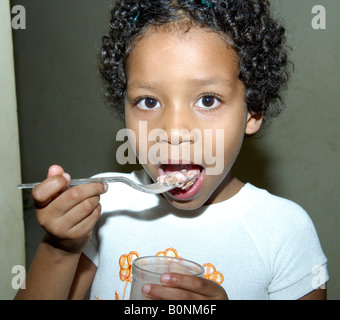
158, 159, 195, 165
158, 163, 205, 201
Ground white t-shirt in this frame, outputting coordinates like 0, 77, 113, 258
83, 170, 328, 300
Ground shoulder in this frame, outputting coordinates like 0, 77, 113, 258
241, 183, 316, 237
239, 183, 326, 267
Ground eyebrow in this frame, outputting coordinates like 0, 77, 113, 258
186, 78, 234, 88
127, 77, 234, 90
127, 81, 158, 90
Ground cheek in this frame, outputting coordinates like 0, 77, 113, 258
126, 120, 160, 167
125, 113, 142, 158
224, 126, 244, 165
125, 108, 156, 159
214, 117, 247, 170
223, 132, 244, 167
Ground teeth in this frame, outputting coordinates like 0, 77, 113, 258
157, 169, 199, 190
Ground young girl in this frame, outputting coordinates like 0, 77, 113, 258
16, 0, 328, 300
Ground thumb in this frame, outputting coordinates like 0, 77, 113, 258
47, 164, 65, 178
47, 165, 70, 192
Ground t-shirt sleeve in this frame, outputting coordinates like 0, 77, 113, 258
266, 204, 329, 300
242, 187, 329, 300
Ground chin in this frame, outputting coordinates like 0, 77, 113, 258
163, 186, 212, 211
164, 196, 205, 211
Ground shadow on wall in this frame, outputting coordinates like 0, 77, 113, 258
232, 137, 279, 194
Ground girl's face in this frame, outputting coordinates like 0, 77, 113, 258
125, 25, 261, 210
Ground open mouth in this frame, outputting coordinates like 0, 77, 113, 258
157, 164, 205, 200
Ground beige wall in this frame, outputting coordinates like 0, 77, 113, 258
0, 0, 25, 299
11, 0, 339, 299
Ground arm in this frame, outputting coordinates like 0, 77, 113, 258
15, 240, 82, 300
299, 287, 327, 300
68, 254, 97, 300
15, 165, 106, 300
15, 247, 96, 300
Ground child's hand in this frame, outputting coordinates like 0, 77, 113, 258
142, 273, 229, 300
32, 165, 107, 254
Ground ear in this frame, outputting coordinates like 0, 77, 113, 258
245, 111, 263, 135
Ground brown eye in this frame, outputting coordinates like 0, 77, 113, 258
145, 98, 157, 108
202, 96, 215, 107
137, 97, 161, 110
196, 95, 220, 109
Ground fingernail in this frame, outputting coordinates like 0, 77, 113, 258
142, 284, 151, 294
62, 173, 71, 183
103, 183, 109, 192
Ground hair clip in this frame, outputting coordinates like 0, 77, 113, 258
131, 11, 140, 25
202, 0, 213, 9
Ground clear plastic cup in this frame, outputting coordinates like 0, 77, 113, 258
130, 256, 205, 300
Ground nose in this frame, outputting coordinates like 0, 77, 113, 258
158, 103, 198, 145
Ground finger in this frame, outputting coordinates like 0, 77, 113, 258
48, 182, 108, 218
142, 273, 228, 300
69, 202, 102, 238
62, 195, 101, 229
47, 165, 70, 193
33, 174, 70, 209
142, 283, 205, 300
158, 273, 226, 299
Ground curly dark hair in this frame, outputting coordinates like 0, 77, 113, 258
99, 0, 291, 134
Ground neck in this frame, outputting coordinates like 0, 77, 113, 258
205, 173, 245, 205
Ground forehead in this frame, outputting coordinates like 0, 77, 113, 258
125, 24, 239, 80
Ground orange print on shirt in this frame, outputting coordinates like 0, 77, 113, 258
156, 247, 182, 258
115, 251, 140, 300
203, 263, 224, 284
